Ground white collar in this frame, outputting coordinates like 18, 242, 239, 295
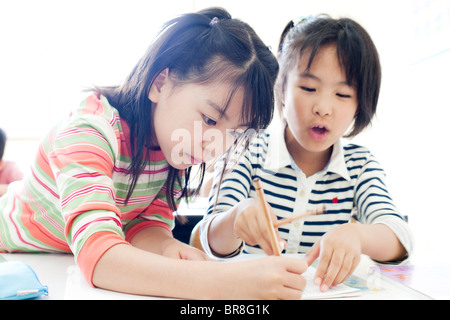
263, 121, 292, 170
323, 139, 352, 181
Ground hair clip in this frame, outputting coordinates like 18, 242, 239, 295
209, 17, 219, 26
293, 15, 314, 26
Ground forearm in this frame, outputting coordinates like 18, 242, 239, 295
130, 225, 175, 254
92, 243, 221, 299
93, 243, 311, 299
356, 223, 407, 262
207, 208, 242, 256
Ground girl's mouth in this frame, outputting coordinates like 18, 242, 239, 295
309, 125, 329, 141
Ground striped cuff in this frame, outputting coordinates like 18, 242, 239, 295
76, 231, 130, 287
373, 216, 415, 262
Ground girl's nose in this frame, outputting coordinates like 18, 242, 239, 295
312, 97, 332, 117
201, 129, 225, 162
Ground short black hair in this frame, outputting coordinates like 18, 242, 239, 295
276, 15, 381, 137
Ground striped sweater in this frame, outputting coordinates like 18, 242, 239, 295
0, 94, 183, 284
200, 124, 413, 258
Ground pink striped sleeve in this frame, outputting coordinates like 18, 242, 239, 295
77, 231, 130, 286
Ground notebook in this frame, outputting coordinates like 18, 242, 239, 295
302, 267, 360, 299
228, 254, 360, 299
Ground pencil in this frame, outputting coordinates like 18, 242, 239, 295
253, 178, 281, 256
273, 206, 326, 228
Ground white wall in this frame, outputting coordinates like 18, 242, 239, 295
1, 0, 449, 262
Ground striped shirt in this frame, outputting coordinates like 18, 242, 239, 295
200, 124, 413, 259
0, 94, 183, 284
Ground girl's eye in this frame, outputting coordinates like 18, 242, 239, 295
336, 93, 352, 98
202, 114, 217, 126
300, 86, 316, 93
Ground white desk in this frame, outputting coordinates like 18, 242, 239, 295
1, 252, 433, 300
345, 255, 433, 300
1, 253, 169, 300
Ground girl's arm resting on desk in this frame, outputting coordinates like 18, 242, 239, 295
92, 242, 308, 299
357, 223, 407, 261
130, 225, 209, 260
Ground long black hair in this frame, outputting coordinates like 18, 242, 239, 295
276, 15, 381, 137
93, 7, 279, 209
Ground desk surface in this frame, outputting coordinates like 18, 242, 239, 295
1, 252, 436, 300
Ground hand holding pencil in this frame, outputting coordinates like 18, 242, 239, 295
232, 186, 284, 255
232, 178, 324, 256
252, 178, 325, 256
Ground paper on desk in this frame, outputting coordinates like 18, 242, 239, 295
0, 255, 7, 263
302, 267, 360, 299
228, 253, 360, 299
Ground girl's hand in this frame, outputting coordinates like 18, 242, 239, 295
161, 237, 211, 261
222, 255, 308, 299
131, 226, 210, 261
305, 223, 361, 291
233, 198, 286, 255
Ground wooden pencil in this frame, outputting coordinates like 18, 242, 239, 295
253, 178, 281, 256
273, 206, 326, 228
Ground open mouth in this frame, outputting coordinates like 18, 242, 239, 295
310, 125, 329, 141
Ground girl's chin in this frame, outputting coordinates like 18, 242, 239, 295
167, 156, 202, 170
302, 138, 335, 154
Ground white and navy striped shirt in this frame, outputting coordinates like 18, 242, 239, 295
200, 125, 413, 259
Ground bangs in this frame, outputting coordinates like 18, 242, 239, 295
173, 55, 274, 131
299, 39, 358, 88
335, 30, 362, 88
302, 42, 358, 88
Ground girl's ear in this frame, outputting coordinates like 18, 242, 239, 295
148, 68, 169, 103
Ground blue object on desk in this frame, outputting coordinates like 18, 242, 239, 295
0, 260, 48, 300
